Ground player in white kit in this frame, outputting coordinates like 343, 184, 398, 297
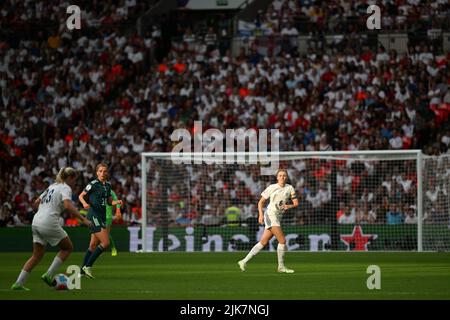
11, 167, 92, 290
238, 169, 299, 273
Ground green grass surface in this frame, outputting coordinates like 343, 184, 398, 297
1, 252, 449, 300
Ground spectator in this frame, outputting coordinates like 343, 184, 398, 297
225, 202, 241, 227
404, 207, 418, 224
338, 206, 356, 224
356, 205, 377, 224
0, 203, 14, 227
386, 204, 404, 225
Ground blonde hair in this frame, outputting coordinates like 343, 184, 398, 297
96, 162, 108, 172
55, 167, 77, 183
276, 169, 288, 177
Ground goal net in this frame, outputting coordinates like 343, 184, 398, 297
136, 151, 450, 252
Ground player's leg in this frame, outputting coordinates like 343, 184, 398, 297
86, 228, 110, 265
271, 226, 294, 273
81, 234, 100, 278
107, 225, 117, 256
81, 212, 100, 273
238, 229, 273, 271
42, 236, 73, 287
83, 228, 110, 278
11, 242, 46, 290
83, 234, 99, 267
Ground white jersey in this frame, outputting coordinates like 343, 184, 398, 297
261, 183, 296, 216
32, 183, 72, 228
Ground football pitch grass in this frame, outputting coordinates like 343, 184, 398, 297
0, 252, 449, 300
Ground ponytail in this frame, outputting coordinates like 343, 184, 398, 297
56, 167, 77, 183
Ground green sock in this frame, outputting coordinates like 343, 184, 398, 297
82, 249, 93, 267
86, 245, 104, 267
109, 234, 116, 252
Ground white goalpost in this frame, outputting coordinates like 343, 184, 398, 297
138, 150, 450, 252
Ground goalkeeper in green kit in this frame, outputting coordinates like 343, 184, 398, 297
106, 190, 122, 256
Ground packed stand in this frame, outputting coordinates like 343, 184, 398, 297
1, 0, 450, 228
0, 0, 158, 227
1, 0, 153, 31
238, 0, 450, 36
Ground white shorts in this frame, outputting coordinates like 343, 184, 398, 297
264, 212, 281, 229
32, 224, 68, 247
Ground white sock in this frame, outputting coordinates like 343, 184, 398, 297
46, 256, 63, 277
16, 270, 29, 285
277, 243, 287, 268
242, 242, 264, 264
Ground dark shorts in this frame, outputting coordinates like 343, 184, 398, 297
87, 211, 106, 234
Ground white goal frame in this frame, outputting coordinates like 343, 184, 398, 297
141, 150, 424, 252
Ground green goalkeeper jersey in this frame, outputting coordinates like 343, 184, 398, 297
106, 190, 121, 220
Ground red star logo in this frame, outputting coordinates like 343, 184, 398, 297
340, 226, 378, 251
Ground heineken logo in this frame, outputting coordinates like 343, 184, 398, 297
128, 226, 378, 252
340, 226, 378, 251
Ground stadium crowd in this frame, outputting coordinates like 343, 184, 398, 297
239, 0, 450, 36
1, 0, 449, 228
1, 0, 153, 30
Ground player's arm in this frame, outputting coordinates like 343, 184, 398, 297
78, 191, 90, 209
32, 197, 41, 211
63, 199, 92, 227
107, 196, 123, 206
106, 185, 123, 206
257, 197, 267, 225
111, 190, 122, 220
258, 186, 273, 225
281, 191, 299, 210
33, 188, 48, 211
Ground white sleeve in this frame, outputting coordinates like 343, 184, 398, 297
61, 186, 72, 201
261, 185, 273, 200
